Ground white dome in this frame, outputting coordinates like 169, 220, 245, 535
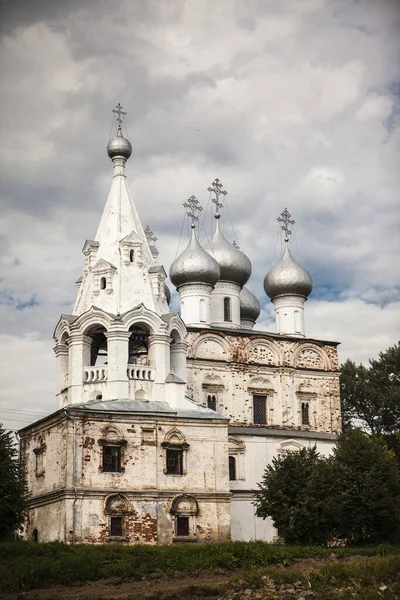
169, 229, 220, 288
203, 221, 251, 286
264, 245, 313, 299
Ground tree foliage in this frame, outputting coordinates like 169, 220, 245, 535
0, 424, 26, 539
340, 343, 400, 436
254, 430, 400, 545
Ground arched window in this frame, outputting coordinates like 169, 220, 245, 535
207, 394, 217, 411
95, 394, 102, 400
223, 297, 231, 322
129, 249, 134, 262
100, 277, 106, 290
229, 456, 236, 481
199, 299, 206, 322
301, 402, 309, 425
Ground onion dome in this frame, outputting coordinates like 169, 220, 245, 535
264, 245, 313, 299
107, 128, 132, 160
240, 286, 261, 322
203, 221, 251, 286
169, 228, 220, 288
164, 282, 171, 305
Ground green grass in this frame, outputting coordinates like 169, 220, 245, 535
0, 540, 399, 592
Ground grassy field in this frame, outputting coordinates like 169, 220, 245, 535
0, 540, 399, 594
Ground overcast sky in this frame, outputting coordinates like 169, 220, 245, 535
0, 0, 399, 431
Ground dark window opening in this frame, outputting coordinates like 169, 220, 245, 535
90, 328, 108, 366
229, 456, 236, 481
128, 326, 149, 365
207, 394, 217, 411
223, 297, 232, 322
176, 516, 189, 536
301, 402, 309, 425
103, 446, 121, 472
100, 277, 106, 290
166, 449, 183, 475
32, 529, 38, 543
129, 249, 134, 262
110, 516, 123, 537
253, 395, 267, 425
96, 394, 102, 400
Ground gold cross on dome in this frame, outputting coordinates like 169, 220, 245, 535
278, 207, 295, 242
183, 195, 203, 227
208, 178, 227, 217
112, 103, 127, 130
145, 226, 158, 243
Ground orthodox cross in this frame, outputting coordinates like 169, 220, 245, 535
112, 103, 127, 132
183, 195, 203, 228
278, 207, 295, 242
208, 178, 227, 218
145, 226, 158, 243
233, 240, 240, 249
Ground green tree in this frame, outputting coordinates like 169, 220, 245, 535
0, 424, 26, 539
340, 343, 400, 435
254, 430, 400, 545
254, 447, 339, 545
334, 429, 400, 544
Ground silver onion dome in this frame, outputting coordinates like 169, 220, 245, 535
169, 229, 220, 288
203, 221, 251, 286
240, 286, 261, 322
107, 128, 132, 160
264, 245, 313, 299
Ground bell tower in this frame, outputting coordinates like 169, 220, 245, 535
53, 105, 187, 409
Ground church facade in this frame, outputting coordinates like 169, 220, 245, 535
19, 107, 341, 544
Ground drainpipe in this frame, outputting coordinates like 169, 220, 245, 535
65, 410, 77, 543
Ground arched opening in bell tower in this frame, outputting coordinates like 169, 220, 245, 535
128, 325, 150, 365
88, 326, 108, 366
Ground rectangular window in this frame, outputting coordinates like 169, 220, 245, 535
166, 448, 183, 475
253, 395, 267, 425
229, 456, 236, 481
103, 446, 121, 472
301, 403, 309, 425
176, 516, 189, 536
207, 394, 217, 411
110, 516, 123, 537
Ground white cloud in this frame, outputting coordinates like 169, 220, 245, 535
0, 0, 399, 429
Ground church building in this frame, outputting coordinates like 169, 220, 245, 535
19, 106, 341, 544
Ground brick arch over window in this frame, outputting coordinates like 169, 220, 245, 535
170, 494, 199, 538
162, 429, 189, 476
244, 338, 281, 366
292, 343, 331, 371
104, 493, 131, 514
191, 334, 231, 361
104, 494, 132, 539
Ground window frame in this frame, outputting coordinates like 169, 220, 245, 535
253, 394, 267, 425
223, 296, 232, 322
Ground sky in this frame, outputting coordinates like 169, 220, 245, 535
0, 0, 399, 432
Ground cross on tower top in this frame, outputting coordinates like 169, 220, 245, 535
278, 207, 295, 243
183, 195, 203, 228
208, 178, 227, 219
112, 103, 127, 132
145, 226, 158, 243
